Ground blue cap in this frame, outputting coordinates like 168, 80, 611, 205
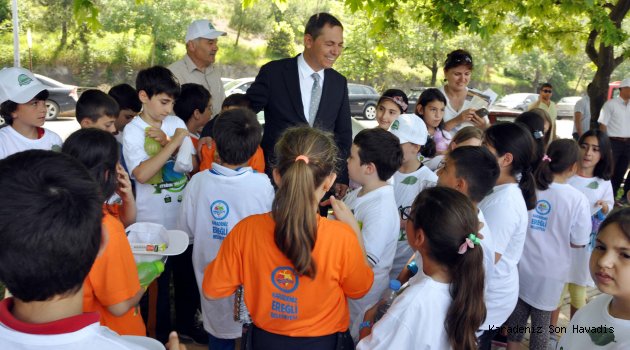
389, 279, 402, 291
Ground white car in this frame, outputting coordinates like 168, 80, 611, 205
224, 77, 255, 96
556, 96, 582, 119
494, 93, 538, 111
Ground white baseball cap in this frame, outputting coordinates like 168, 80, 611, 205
388, 113, 428, 146
126, 222, 189, 263
620, 78, 630, 88
0, 67, 47, 104
185, 20, 226, 42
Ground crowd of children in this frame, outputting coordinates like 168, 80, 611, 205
1, 55, 629, 350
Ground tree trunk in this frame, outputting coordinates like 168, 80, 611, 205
430, 59, 438, 86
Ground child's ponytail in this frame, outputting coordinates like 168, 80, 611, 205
410, 187, 486, 349
272, 127, 338, 279
484, 122, 537, 210
534, 139, 579, 190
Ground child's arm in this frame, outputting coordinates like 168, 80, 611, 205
325, 196, 367, 258
115, 163, 136, 226
133, 128, 188, 184
106, 288, 145, 317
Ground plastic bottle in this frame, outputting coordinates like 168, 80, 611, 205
374, 279, 401, 323
407, 260, 418, 277
137, 260, 165, 287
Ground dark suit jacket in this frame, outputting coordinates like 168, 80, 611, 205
247, 55, 352, 185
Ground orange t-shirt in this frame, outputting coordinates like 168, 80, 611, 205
198, 141, 265, 174
203, 213, 373, 337
83, 210, 146, 336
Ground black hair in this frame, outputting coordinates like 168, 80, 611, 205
578, 130, 613, 180
484, 122, 537, 210
444, 49, 474, 71
409, 187, 485, 350
75, 89, 120, 124
212, 108, 262, 165
535, 139, 579, 190
353, 127, 403, 181
0, 150, 103, 302
62, 128, 119, 200
0, 90, 49, 125
136, 66, 180, 99
222, 93, 251, 110
539, 83, 553, 91
515, 112, 546, 171
377, 89, 409, 113
416, 88, 448, 159
173, 83, 211, 124
449, 146, 500, 203
108, 83, 142, 113
598, 207, 630, 241
304, 12, 343, 39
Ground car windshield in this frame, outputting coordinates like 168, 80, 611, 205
224, 80, 244, 90
498, 94, 530, 103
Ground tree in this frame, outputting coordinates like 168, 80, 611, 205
343, 0, 629, 121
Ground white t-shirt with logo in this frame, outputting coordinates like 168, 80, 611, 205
478, 183, 529, 328
123, 116, 194, 229
558, 294, 630, 349
356, 272, 451, 350
518, 183, 591, 311
0, 126, 62, 160
567, 175, 614, 287
178, 163, 274, 339
390, 166, 438, 279
343, 185, 399, 339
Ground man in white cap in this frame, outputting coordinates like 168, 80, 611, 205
168, 19, 227, 112
599, 78, 630, 200
0, 67, 62, 160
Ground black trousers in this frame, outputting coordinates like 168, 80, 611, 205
243, 325, 354, 350
610, 138, 630, 196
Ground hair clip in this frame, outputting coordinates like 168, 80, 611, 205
533, 130, 544, 139
542, 154, 552, 162
458, 233, 481, 254
295, 155, 309, 164
383, 96, 408, 112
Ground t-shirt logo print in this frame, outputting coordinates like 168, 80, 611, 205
391, 120, 400, 130
535, 200, 551, 216
17, 74, 32, 86
271, 266, 299, 293
210, 200, 229, 220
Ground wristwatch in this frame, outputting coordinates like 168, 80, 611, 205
359, 320, 372, 331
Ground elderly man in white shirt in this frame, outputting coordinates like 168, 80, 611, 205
169, 20, 227, 113
598, 77, 630, 199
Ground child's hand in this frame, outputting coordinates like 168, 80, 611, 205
166, 331, 187, 350
596, 200, 610, 214
145, 127, 170, 147
197, 136, 213, 154
172, 128, 190, 145
115, 163, 133, 200
324, 196, 360, 232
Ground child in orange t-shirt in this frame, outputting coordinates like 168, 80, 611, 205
198, 93, 265, 173
203, 126, 373, 348
62, 128, 146, 336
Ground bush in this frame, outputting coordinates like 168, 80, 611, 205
266, 21, 296, 59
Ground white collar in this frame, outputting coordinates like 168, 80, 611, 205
209, 162, 252, 177
297, 54, 324, 81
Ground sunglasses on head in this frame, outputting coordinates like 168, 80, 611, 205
447, 54, 473, 66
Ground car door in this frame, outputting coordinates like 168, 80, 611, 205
347, 84, 364, 115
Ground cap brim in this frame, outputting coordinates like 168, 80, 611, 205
133, 230, 189, 256
197, 31, 227, 40
10, 85, 47, 104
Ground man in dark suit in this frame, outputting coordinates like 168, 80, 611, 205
247, 12, 351, 198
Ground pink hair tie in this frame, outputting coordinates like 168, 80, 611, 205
542, 154, 552, 162
458, 233, 481, 255
295, 155, 309, 164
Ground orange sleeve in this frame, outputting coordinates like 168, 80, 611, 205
199, 142, 216, 172
191, 136, 199, 150
203, 219, 245, 299
88, 214, 141, 306
248, 146, 266, 173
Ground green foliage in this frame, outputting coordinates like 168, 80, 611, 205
229, 0, 272, 36
0, 0, 9, 23
266, 21, 296, 58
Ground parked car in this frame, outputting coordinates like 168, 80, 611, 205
35, 74, 79, 121
348, 83, 380, 120
224, 77, 255, 96
221, 77, 234, 86
406, 87, 430, 113
493, 93, 538, 111
556, 96, 582, 119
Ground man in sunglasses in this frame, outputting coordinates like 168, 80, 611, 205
528, 82, 558, 121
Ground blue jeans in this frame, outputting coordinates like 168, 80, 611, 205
208, 333, 236, 350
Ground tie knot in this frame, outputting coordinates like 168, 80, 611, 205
311, 73, 320, 82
